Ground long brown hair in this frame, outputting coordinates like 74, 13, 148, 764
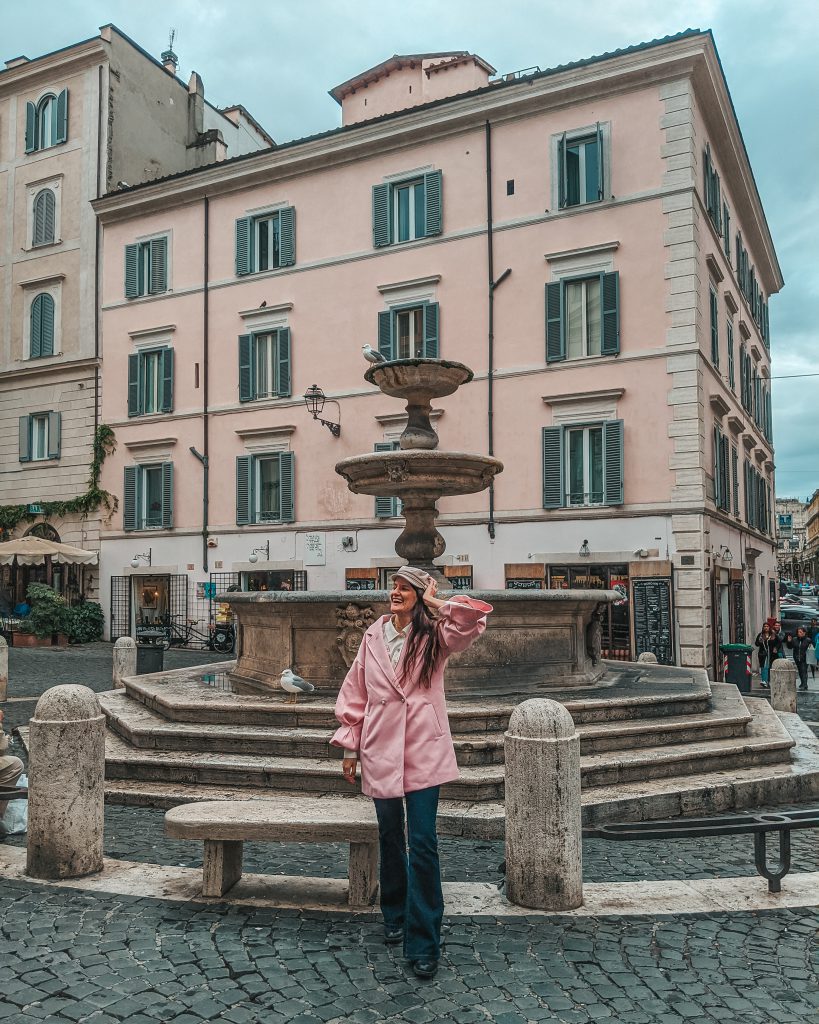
400, 585, 440, 689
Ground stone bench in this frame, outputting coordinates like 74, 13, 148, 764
164, 797, 380, 905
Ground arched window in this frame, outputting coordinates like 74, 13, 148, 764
32, 188, 56, 246
25, 523, 61, 543
36, 94, 57, 150
30, 293, 55, 359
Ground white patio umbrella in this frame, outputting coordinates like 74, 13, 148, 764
0, 536, 98, 566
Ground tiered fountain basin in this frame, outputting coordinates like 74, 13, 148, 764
223, 588, 617, 697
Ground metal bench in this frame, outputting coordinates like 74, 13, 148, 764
584, 807, 819, 893
165, 797, 380, 905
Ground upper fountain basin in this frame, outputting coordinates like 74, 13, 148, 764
335, 449, 503, 497
365, 358, 473, 400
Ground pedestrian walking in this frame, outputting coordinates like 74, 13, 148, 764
807, 618, 819, 680
755, 622, 780, 688
331, 566, 492, 979
0, 709, 24, 821
785, 627, 811, 691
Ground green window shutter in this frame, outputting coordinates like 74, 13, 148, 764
720, 433, 729, 511
378, 310, 393, 360
276, 328, 291, 397
703, 144, 711, 211
709, 287, 719, 366
25, 101, 36, 153
47, 411, 61, 460
161, 348, 174, 413
374, 442, 399, 517
545, 281, 565, 363
55, 88, 68, 144
557, 132, 567, 208
236, 456, 253, 525
33, 189, 55, 246
731, 445, 739, 516
595, 122, 604, 199
603, 419, 624, 506
713, 426, 721, 507
600, 271, 619, 355
149, 237, 167, 294
127, 352, 141, 416
40, 294, 54, 356
123, 466, 138, 532
124, 243, 140, 298
18, 415, 31, 463
372, 183, 391, 247
422, 302, 439, 358
161, 462, 174, 528
235, 217, 253, 275
278, 451, 295, 523
423, 170, 442, 236
278, 206, 296, 267
542, 426, 564, 508
30, 295, 43, 358
238, 334, 254, 401
723, 205, 730, 261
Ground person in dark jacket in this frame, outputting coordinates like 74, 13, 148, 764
754, 623, 780, 687
785, 627, 811, 690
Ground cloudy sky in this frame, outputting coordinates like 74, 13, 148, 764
5, 0, 817, 499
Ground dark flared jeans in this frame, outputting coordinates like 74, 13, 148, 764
373, 785, 442, 960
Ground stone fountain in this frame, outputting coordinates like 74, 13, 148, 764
223, 356, 617, 696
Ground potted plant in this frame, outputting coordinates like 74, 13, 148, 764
19, 583, 70, 647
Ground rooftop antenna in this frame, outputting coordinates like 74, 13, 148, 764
161, 28, 179, 75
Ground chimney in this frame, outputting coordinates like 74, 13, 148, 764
161, 46, 178, 76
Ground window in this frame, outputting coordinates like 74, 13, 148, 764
24, 89, 68, 154
374, 441, 402, 518
238, 328, 291, 401
124, 236, 168, 298
123, 463, 173, 531
32, 189, 56, 246
542, 420, 623, 509
727, 322, 735, 391
722, 203, 731, 262
235, 207, 295, 275
709, 286, 719, 367
558, 124, 604, 208
128, 348, 173, 417
713, 426, 730, 512
377, 302, 439, 360
731, 444, 739, 516
30, 292, 55, 358
372, 170, 442, 247
18, 411, 60, 463
545, 272, 619, 362
235, 452, 295, 525
702, 143, 722, 233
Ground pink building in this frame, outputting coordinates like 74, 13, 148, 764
93, 32, 781, 674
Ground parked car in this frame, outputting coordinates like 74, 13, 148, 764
778, 605, 819, 638
799, 583, 817, 596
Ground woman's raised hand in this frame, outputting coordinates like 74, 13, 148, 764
422, 577, 445, 612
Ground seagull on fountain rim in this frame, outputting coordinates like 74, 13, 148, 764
362, 344, 386, 364
280, 668, 316, 704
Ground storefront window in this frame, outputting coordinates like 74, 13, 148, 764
547, 563, 632, 660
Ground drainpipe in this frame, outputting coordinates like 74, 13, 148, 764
93, 64, 103, 431
190, 196, 210, 573
484, 119, 511, 542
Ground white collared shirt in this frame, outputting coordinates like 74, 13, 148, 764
344, 616, 411, 758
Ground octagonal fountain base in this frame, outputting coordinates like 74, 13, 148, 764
222, 589, 615, 697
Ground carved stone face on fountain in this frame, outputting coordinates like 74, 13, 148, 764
336, 357, 502, 578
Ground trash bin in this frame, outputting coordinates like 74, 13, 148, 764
720, 643, 753, 693
136, 643, 164, 675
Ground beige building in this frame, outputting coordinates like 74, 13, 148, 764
775, 495, 809, 580
0, 25, 268, 609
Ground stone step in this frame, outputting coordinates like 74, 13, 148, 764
96, 714, 819, 839
120, 663, 713, 732
99, 683, 751, 765
100, 697, 793, 800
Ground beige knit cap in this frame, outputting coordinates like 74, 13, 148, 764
392, 566, 432, 591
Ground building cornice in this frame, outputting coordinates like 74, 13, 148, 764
0, 37, 106, 95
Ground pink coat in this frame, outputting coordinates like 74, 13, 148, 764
330, 596, 492, 799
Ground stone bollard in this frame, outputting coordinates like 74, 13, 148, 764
26, 685, 105, 879
112, 636, 137, 689
637, 651, 658, 664
0, 635, 7, 701
504, 698, 583, 911
770, 659, 797, 714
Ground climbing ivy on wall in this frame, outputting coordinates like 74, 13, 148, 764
0, 425, 118, 534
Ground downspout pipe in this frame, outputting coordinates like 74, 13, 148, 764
93, 64, 103, 432
191, 196, 211, 573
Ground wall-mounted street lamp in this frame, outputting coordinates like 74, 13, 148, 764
717, 544, 733, 564
130, 548, 152, 569
248, 541, 270, 564
579, 539, 591, 558
304, 384, 341, 438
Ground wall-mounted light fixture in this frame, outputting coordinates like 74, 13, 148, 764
304, 384, 341, 437
579, 539, 591, 558
248, 541, 270, 564
130, 548, 152, 569
717, 544, 733, 564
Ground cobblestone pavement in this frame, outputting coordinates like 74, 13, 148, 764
0, 879, 816, 1024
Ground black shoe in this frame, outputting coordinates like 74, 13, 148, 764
412, 959, 438, 979
799, 684, 808, 690
384, 927, 403, 945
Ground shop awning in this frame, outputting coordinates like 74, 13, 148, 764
0, 536, 98, 566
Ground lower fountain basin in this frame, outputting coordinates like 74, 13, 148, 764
221, 589, 617, 696
335, 450, 503, 497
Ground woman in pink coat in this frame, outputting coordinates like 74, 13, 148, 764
331, 565, 492, 979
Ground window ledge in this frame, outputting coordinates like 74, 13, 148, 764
378, 274, 442, 295
725, 291, 739, 315
545, 240, 619, 262
705, 253, 724, 283
124, 437, 178, 451
738, 319, 751, 340
238, 302, 293, 319
754, 448, 766, 465
543, 388, 624, 406
375, 409, 443, 426
128, 324, 176, 340
235, 424, 297, 439
727, 415, 744, 435
709, 394, 731, 418
750, 343, 762, 361
742, 434, 756, 452
20, 272, 65, 288
22, 458, 59, 468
